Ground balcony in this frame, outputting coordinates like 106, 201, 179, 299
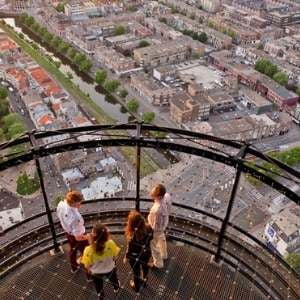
0, 123, 299, 299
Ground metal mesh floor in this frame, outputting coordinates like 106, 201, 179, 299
0, 236, 266, 300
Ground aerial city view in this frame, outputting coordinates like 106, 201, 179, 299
0, 0, 299, 299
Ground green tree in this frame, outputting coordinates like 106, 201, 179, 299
0, 87, 8, 99
31, 22, 40, 33
18, 32, 24, 39
0, 99, 9, 117
67, 47, 77, 60
296, 87, 300, 96
74, 53, 86, 65
142, 111, 155, 123
16, 172, 40, 195
127, 99, 139, 113
67, 71, 73, 79
58, 41, 70, 53
7, 123, 26, 138
56, 3, 65, 13
198, 32, 208, 43
79, 59, 92, 72
265, 64, 278, 78
2, 113, 21, 128
54, 60, 61, 68
43, 31, 54, 43
257, 43, 264, 50
104, 80, 120, 93
159, 17, 167, 24
286, 253, 300, 274
19, 12, 29, 23
114, 25, 126, 36
255, 59, 269, 73
25, 16, 35, 27
95, 69, 107, 85
192, 32, 199, 40
38, 26, 47, 36
50, 36, 62, 48
138, 40, 150, 48
0, 128, 5, 141
119, 89, 128, 98
273, 72, 288, 86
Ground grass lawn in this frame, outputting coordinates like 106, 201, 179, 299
0, 22, 159, 177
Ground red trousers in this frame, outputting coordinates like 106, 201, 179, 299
66, 234, 89, 270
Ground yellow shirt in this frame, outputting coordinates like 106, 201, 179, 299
81, 239, 120, 274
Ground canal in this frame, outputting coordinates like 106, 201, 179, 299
2, 17, 179, 165
3, 17, 129, 123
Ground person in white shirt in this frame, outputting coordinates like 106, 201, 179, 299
57, 190, 90, 272
148, 184, 172, 268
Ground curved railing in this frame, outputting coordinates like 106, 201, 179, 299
0, 124, 299, 299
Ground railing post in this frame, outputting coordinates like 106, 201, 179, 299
135, 122, 142, 211
214, 144, 248, 263
28, 132, 59, 252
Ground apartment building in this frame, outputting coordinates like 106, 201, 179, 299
95, 46, 136, 75
265, 206, 300, 256
133, 39, 189, 68
131, 73, 176, 105
170, 92, 200, 124
207, 92, 236, 112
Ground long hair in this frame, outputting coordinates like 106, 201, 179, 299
125, 211, 149, 242
91, 222, 109, 254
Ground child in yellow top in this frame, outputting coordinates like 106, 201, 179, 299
81, 222, 120, 300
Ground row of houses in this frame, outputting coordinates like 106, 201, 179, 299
210, 50, 299, 108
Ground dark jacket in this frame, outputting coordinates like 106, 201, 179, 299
126, 225, 153, 261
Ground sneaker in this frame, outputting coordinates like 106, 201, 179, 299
97, 293, 104, 300
130, 280, 139, 294
71, 267, 79, 274
113, 280, 120, 293
142, 278, 148, 288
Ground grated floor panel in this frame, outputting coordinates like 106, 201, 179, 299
0, 236, 267, 300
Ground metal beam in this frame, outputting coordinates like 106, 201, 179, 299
214, 145, 248, 263
28, 132, 59, 252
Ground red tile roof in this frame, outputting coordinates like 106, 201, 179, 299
29, 67, 52, 85
43, 83, 62, 97
6, 67, 29, 90
0, 37, 17, 52
37, 115, 54, 126
52, 102, 61, 112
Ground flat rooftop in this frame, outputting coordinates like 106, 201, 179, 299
179, 65, 223, 90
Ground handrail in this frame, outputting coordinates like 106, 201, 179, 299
1, 197, 299, 280
0, 139, 299, 203
0, 124, 299, 178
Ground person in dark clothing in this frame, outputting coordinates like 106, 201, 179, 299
124, 211, 153, 293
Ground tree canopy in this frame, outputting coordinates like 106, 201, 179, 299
273, 72, 288, 86
138, 40, 150, 48
95, 69, 107, 85
55, 3, 65, 13
104, 80, 120, 93
142, 111, 155, 123
127, 99, 139, 113
0, 87, 8, 99
286, 253, 300, 274
114, 25, 126, 36
17, 172, 40, 195
0, 99, 9, 117
79, 59, 92, 72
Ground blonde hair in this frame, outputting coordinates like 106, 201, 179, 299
66, 190, 83, 205
150, 184, 166, 199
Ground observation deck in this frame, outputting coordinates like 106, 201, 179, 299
0, 124, 299, 300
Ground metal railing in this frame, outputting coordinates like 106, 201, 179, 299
0, 123, 299, 296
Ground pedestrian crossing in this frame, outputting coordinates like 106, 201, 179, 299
127, 181, 136, 191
